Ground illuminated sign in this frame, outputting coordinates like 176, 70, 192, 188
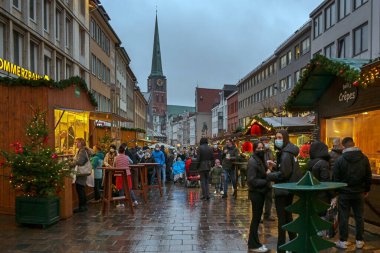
0, 58, 49, 80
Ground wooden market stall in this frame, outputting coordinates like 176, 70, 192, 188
0, 77, 96, 218
285, 55, 380, 226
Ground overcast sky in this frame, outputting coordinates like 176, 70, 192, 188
102, 0, 322, 107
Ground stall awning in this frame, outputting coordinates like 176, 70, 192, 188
89, 111, 133, 123
285, 55, 369, 111
262, 116, 315, 128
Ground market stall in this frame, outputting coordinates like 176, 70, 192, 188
285, 55, 380, 226
0, 77, 96, 218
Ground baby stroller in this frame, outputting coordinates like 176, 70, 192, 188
172, 159, 186, 184
185, 158, 200, 187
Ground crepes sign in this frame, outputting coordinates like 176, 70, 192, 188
0, 57, 49, 80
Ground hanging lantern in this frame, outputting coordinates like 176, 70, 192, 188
242, 141, 253, 153
250, 123, 262, 137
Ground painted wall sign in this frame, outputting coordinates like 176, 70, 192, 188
338, 82, 357, 107
0, 58, 49, 80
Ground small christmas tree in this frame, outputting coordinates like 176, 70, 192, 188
1, 109, 72, 197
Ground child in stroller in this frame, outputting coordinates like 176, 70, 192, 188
172, 157, 185, 184
185, 157, 201, 187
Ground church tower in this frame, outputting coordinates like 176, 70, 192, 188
147, 13, 167, 136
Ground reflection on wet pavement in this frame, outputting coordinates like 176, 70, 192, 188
0, 184, 379, 252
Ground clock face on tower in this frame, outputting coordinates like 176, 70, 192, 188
156, 79, 163, 86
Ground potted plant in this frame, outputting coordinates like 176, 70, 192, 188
0, 110, 72, 227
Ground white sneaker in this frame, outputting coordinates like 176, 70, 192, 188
335, 240, 348, 249
220, 190, 224, 195
248, 245, 268, 252
213, 190, 217, 194
133, 201, 138, 207
356, 240, 364, 249
116, 203, 125, 208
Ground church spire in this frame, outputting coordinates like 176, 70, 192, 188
149, 14, 164, 77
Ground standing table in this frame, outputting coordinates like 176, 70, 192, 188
129, 164, 147, 203
101, 167, 134, 216
139, 163, 162, 197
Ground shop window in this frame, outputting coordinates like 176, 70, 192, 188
325, 2, 336, 30
337, 34, 350, 58
54, 109, 89, 154
353, 23, 368, 56
29, 0, 36, 21
313, 13, 323, 38
338, 0, 350, 21
301, 37, 310, 55
13, 30, 23, 66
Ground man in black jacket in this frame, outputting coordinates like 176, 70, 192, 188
333, 137, 372, 250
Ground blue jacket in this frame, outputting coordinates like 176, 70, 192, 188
152, 150, 165, 165
91, 151, 105, 179
172, 160, 185, 175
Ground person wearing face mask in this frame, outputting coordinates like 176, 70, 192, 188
259, 137, 276, 222
247, 141, 270, 252
151, 144, 165, 186
104, 144, 117, 168
267, 130, 299, 253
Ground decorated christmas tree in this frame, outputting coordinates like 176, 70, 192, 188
1, 109, 72, 197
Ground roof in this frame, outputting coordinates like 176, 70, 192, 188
262, 116, 314, 128
141, 92, 151, 103
226, 90, 238, 100
149, 14, 164, 78
147, 128, 166, 138
285, 55, 369, 111
167, 105, 195, 117
274, 21, 311, 54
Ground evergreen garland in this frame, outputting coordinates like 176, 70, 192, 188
284, 55, 362, 111
0, 76, 98, 107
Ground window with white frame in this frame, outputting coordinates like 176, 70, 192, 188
43, 0, 50, 31
13, 30, 23, 66
56, 8, 61, 41
280, 55, 287, 69
337, 34, 350, 58
354, 0, 368, 9
13, 0, 20, 10
79, 0, 85, 16
286, 75, 292, 90
314, 13, 323, 38
66, 63, 72, 78
353, 23, 368, 55
295, 70, 301, 84
301, 38, 310, 55
272, 84, 277, 96
338, 0, 350, 20
29, 41, 38, 73
65, 17, 71, 49
97, 58, 101, 79
287, 51, 292, 64
29, 0, 36, 21
91, 54, 96, 75
44, 55, 51, 76
324, 43, 335, 58
79, 28, 85, 56
280, 78, 287, 92
325, 2, 336, 30
90, 19, 95, 38
0, 23, 4, 59
56, 57, 62, 81
295, 44, 300, 60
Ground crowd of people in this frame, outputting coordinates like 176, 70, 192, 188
70, 130, 372, 253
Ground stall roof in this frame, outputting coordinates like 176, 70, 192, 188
89, 111, 133, 123
285, 55, 369, 111
262, 116, 314, 128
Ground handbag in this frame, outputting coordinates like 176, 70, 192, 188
76, 150, 92, 176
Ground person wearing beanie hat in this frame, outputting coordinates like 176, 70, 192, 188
267, 129, 299, 253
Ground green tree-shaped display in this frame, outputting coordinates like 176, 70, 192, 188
1, 109, 72, 197
273, 171, 346, 253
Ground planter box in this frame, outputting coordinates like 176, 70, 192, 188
16, 196, 60, 227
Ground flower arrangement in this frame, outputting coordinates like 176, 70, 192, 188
1, 109, 72, 197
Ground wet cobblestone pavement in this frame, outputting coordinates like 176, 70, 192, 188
0, 184, 379, 253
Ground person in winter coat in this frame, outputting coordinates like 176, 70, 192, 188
333, 137, 372, 250
104, 144, 117, 167
160, 145, 168, 184
197, 137, 214, 200
247, 141, 271, 252
90, 145, 104, 203
212, 144, 222, 167
329, 138, 343, 169
222, 139, 240, 199
308, 141, 332, 204
209, 159, 223, 195
151, 144, 165, 185
172, 157, 185, 182
267, 130, 299, 253
72, 138, 93, 213
140, 150, 157, 185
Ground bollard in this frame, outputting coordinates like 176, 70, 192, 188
273, 171, 346, 253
